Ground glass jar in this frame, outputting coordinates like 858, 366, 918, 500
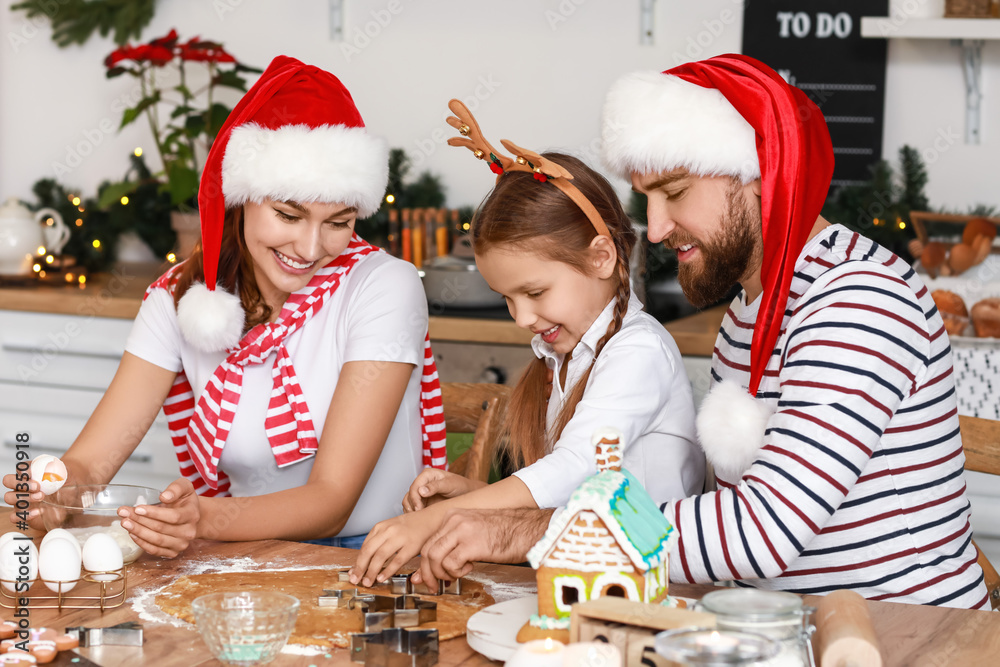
654, 628, 781, 666
695, 589, 816, 667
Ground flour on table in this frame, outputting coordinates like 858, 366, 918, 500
465, 572, 536, 603
129, 556, 355, 628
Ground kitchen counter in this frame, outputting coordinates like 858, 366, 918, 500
0, 265, 725, 355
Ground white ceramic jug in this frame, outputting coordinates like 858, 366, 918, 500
0, 197, 71, 275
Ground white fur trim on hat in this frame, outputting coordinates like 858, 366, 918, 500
695, 379, 774, 481
222, 123, 389, 217
601, 70, 760, 183
177, 282, 246, 353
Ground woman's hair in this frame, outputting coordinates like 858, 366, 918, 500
172, 207, 273, 329
472, 152, 637, 469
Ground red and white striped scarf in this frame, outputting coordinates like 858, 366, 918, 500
145, 235, 447, 497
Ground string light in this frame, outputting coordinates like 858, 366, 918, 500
71, 196, 81, 206
898, 221, 906, 230
77, 206, 85, 213
65, 273, 74, 283
45, 255, 54, 264
75, 219, 83, 227
36, 245, 46, 255
166, 252, 177, 263
385, 194, 395, 204
32, 263, 41, 272
78, 275, 86, 285
45, 217, 54, 226
134, 147, 143, 157
121, 196, 129, 205
38, 270, 46, 278
92, 239, 101, 249
462, 222, 470, 231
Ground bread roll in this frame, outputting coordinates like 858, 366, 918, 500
931, 290, 969, 337
971, 297, 1000, 338
962, 217, 997, 246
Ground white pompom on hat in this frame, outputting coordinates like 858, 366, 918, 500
178, 55, 388, 352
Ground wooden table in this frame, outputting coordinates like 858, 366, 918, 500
2, 534, 997, 666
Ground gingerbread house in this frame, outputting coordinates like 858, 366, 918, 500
519, 428, 677, 641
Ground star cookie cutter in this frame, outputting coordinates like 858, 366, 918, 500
347, 594, 437, 632
64, 622, 143, 647
333, 569, 461, 596
350, 627, 439, 666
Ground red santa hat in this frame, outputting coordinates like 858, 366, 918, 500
178, 55, 388, 352
601, 54, 834, 478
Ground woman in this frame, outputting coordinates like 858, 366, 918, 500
4, 55, 445, 556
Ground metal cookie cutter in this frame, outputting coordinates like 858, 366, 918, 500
389, 572, 462, 596
348, 594, 436, 632
319, 588, 359, 608
350, 627, 439, 666
334, 568, 461, 596
64, 622, 143, 647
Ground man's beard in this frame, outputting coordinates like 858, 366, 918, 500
677, 181, 761, 309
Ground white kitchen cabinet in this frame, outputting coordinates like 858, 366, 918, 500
0, 309, 179, 494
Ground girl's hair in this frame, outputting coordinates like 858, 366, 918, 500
172, 207, 273, 329
472, 152, 636, 469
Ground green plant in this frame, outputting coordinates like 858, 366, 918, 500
822, 145, 930, 258
11, 0, 156, 47
104, 29, 260, 207
361, 148, 448, 244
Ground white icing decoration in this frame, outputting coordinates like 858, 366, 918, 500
529, 614, 571, 630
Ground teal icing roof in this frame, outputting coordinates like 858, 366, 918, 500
528, 467, 676, 571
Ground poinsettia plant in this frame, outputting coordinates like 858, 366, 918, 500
103, 29, 261, 207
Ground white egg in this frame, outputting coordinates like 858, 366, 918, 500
28, 455, 68, 495
81, 533, 124, 581
40, 529, 82, 559
38, 538, 81, 593
0, 532, 37, 593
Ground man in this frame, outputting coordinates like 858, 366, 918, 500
414, 54, 988, 609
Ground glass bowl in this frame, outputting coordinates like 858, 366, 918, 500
191, 592, 300, 666
39, 483, 160, 564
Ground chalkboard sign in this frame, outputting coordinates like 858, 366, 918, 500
742, 1, 889, 188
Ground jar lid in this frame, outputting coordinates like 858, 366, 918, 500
699, 589, 803, 621
655, 627, 780, 665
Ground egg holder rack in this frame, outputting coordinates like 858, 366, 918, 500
0, 567, 127, 611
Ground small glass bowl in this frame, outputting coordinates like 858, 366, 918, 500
655, 627, 780, 666
39, 483, 159, 563
191, 592, 300, 666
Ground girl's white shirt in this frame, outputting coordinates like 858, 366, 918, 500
124, 252, 427, 537
513, 293, 704, 508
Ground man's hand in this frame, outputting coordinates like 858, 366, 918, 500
402, 470, 486, 512
117, 478, 200, 558
413, 508, 554, 588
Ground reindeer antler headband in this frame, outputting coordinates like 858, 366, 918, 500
445, 99, 611, 238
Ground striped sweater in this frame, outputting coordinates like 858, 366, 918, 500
665, 225, 989, 609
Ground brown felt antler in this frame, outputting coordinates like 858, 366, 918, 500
446, 99, 610, 238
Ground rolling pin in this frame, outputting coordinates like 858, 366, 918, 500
814, 590, 883, 667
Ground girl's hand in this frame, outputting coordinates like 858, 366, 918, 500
402, 470, 486, 512
4, 474, 50, 531
349, 510, 439, 587
117, 478, 200, 558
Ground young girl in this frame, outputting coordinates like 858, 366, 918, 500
3, 56, 446, 556
350, 102, 704, 586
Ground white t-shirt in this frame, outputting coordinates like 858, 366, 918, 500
513, 294, 704, 508
125, 252, 427, 537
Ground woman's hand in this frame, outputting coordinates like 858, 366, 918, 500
349, 509, 440, 587
2, 474, 46, 530
402, 470, 486, 512
117, 478, 200, 558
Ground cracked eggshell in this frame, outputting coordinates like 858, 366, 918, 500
28, 455, 67, 495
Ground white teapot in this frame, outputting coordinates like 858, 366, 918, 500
0, 197, 71, 275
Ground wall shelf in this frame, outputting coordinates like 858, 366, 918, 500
861, 17, 1000, 144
